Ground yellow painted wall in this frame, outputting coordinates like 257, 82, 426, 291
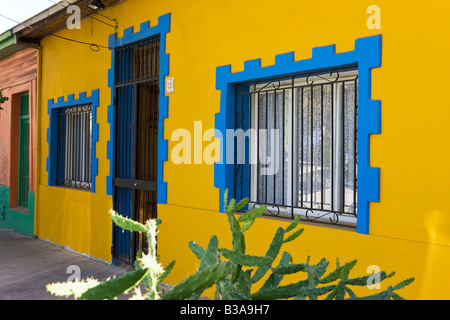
37, 0, 450, 299
37, 7, 115, 261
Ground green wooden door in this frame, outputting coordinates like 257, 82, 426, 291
18, 93, 30, 208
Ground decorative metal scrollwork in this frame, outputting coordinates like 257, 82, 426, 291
306, 70, 340, 85
266, 204, 281, 217
305, 209, 340, 225
252, 79, 282, 92
251, 202, 280, 217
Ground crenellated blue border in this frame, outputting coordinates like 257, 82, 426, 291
46, 89, 100, 193
106, 13, 170, 204
215, 35, 382, 235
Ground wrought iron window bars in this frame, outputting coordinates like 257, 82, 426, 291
56, 104, 93, 190
235, 69, 358, 227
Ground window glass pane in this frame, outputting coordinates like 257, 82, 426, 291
281, 89, 291, 207
322, 84, 333, 212
57, 104, 92, 190
265, 91, 275, 205
257, 92, 267, 204
312, 84, 322, 210
301, 86, 312, 207
344, 80, 357, 214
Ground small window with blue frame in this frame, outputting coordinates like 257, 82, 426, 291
47, 90, 99, 193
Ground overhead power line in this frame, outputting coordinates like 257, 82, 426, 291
0, 11, 113, 52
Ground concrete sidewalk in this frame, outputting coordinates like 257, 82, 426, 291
0, 227, 134, 300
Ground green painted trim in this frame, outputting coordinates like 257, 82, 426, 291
0, 30, 14, 51
0, 186, 35, 237
0, 30, 31, 61
18, 93, 30, 207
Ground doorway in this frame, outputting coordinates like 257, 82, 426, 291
112, 36, 160, 264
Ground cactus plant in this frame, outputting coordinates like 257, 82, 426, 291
80, 268, 149, 300
162, 261, 232, 300
47, 189, 414, 300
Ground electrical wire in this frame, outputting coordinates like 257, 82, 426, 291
47, 0, 117, 29
0, 11, 113, 52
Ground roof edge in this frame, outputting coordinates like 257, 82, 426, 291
11, 0, 80, 35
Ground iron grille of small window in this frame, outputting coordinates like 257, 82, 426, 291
56, 104, 93, 190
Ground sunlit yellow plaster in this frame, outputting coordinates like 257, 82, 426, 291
37, 0, 450, 299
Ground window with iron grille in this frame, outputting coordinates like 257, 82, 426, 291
236, 69, 358, 226
217, 36, 381, 234
56, 104, 93, 190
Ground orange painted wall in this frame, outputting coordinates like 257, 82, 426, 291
0, 47, 37, 200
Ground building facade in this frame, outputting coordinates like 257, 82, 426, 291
7, 0, 450, 299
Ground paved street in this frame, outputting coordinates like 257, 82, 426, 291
0, 227, 134, 300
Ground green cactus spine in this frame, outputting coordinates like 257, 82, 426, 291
188, 236, 220, 300
81, 268, 149, 300
259, 251, 292, 291
162, 261, 232, 300
109, 210, 148, 233
218, 248, 271, 266
251, 281, 307, 300
223, 190, 246, 283
251, 227, 285, 283
188, 241, 206, 260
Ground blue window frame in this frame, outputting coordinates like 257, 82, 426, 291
47, 89, 100, 193
214, 35, 382, 234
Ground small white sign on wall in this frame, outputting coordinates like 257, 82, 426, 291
166, 77, 175, 94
